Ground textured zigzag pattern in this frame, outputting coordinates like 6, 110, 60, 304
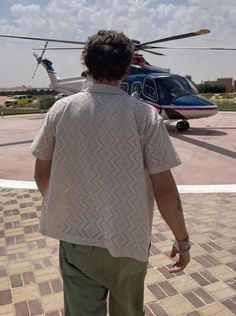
31, 84, 181, 262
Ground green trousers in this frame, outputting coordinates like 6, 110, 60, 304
59, 241, 148, 316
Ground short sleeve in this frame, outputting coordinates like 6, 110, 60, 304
144, 114, 181, 174
30, 109, 56, 160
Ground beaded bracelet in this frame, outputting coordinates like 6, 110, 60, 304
173, 240, 191, 254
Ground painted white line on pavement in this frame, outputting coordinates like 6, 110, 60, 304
178, 184, 236, 193
0, 179, 236, 193
0, 179, 37, 189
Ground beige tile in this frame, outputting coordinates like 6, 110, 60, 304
200, 302, 234, 316
169, 275, 199, 293
190, 244, 208, 256
217, 254, 236, 264
0, 304, 14, 315
153, 240, 170, 247
46, 239, 59, 247
6, 243, 27, 255
0, 258, 7, 267
184, 260, 203, 273
34, 267, 60, 283
4, 215, 20, 222
0, 240, 5, 247
0, 276, 10, 290
208, 264, 229, 275
144, 287, 157, 304
12, 283, 39, 303
210, 287, 236, 301
204, 281, 227, 293
191, 234, 210, 244
42, 292, 64, 313
149, 253, 172, 267
214, 311, 234, 316
4, 228, 24, 237
25, 233, 44, 242
159, 294, 193, 316
8, 262, 32, 275
21, 218, 39, 226
194, 224, 212, 233
29, 248, 52, 260
215, 270, 236, 281
145, 268, 165, 285
211, 250, 231, 259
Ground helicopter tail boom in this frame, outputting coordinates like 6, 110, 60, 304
33, 53, 92, 95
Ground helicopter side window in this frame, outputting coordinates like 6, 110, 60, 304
120, 82, 128, 93
131, 82, 142, 94
143, 78, 158, 102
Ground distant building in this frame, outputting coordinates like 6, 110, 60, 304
204, 77, 235, 93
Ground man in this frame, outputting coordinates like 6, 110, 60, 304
131, 85, 142, 99
31, 30, 190, 316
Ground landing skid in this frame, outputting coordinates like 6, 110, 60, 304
176, 120, 190, 132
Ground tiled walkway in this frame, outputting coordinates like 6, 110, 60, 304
0, 188, 236, 315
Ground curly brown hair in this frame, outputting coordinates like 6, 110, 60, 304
82, 30, 134, 81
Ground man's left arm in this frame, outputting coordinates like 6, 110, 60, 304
34, 158, 52, 197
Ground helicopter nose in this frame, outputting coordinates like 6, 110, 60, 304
174, 94, 216, 106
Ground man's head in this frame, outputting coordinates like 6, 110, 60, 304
135, 86, 141, 93
82, 30, 134, 81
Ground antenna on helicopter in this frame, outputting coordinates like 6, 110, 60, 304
32, 41, 48, 79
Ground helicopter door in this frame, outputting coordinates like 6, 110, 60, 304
143, 78, 158, 103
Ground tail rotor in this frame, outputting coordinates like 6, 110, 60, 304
32, 41, 48, 79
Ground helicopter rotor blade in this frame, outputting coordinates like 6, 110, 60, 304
141, 49, 165, 56
32, 47, 84, 50
32, 41, 48, 79
153, 46, 236, 51
32, 64, 40, 80
0, 33, 86, 45
138, 29, 210, 47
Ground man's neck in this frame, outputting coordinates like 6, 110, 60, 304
94, 79, 121, 87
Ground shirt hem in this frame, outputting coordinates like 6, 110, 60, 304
39, 229, 149, 263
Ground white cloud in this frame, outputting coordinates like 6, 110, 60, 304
10, 3, 47, 32
0, 19, 19, 34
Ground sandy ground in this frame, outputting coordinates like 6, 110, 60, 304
0, 111, 235, 184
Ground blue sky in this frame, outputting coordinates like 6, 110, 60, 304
0, 0, 236, 87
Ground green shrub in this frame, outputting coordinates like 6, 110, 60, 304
38, 96, 55, 109
196, 83, 226, 93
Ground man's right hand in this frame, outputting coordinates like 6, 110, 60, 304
169, 243, 190, 273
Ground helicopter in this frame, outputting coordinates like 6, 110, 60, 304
1, 28, 234, 131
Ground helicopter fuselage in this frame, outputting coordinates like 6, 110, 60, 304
39, 55, 218, 131
122, 64, 218, 122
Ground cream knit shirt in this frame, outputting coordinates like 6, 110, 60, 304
31, 84, 181, 262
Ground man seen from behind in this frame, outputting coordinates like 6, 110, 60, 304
31, 29, 190, 316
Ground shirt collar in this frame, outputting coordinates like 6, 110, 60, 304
85, 83, 127, 95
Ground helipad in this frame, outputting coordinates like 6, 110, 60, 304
0, 111, 235, 186
0, 112, 235, 315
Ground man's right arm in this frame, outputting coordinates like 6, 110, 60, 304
150, 169, 190, 273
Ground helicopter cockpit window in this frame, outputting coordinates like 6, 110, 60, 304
159, 76, 198, 99
120, 82, 128, 93
143, 78, 158, 101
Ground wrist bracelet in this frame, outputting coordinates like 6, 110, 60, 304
173, 240, 191, 254
176, 235, 189, 242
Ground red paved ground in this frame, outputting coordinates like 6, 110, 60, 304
0, 111, 235, 184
